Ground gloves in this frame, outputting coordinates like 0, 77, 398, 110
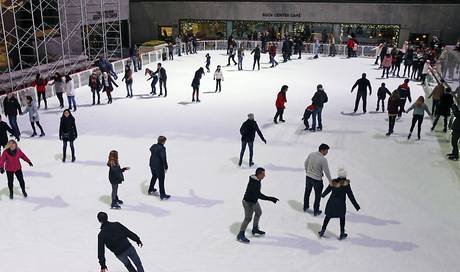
137, 241, 143, 247
263, 139, 267, 144
355, 205, 361, 211
28, 162, 33, 167
269, 197, 279, 204
0, 168, 4, 174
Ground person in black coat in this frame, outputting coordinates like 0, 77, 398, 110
237, 168, 278, 244
107, 150, 130, 209
448, 104, 460, 160
251, 45, 261, 70
59, 109, 77, 163
153, 63, 167, 97
238, 113, 266, 167
97, 212, 144, 272
351, 73, 372, 113
191, 67, 205, 102
311, 84, 328, 131
431, 88, 454, 133
318, 168, 360, 240
376, 82, 391, 112
148, 136, 170, 200
3, 92, 22, 137
0, 115, 18, 153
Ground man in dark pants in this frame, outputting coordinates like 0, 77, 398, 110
303, 143, 332, 216
97, 212, 144, 272
148, 136, 170, 200
153, 63, 167, 97
397, 79, 412, 117
351, 73, 372, 113
251, 45, 261, 70
3, 92, 22, 138
239, 113, 267, 167
448, 105, 460, 161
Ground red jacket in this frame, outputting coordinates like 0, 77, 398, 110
32, 79, 48, 93
275, 91, 287, 109
347, 39, 354, 49
269, 46, 276, 57
0, 148, 31, 172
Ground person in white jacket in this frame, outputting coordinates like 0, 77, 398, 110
213, 65, 224, 93
421, 60, 431, 85
22, 96, 45, 137
65, 74, 77, 111
303, 143, 332, 216
373, 43, 383, 65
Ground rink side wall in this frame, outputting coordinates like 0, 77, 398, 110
129, 1, 460, 45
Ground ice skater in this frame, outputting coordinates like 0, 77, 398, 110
318, 167, 360, 240
251, 44, 261, 70
269, 43, 278, 68
381, 54, 392, 78
428, 80, 445, 115
376, 83, 391, 112
191, 67, 205, 102
386, 90, 400, 136
397, 79, 412, 117
21, 96, 45, 137
148, 136, 170, 200
227, 44, 237, 66
236, 167, 279, 243
0, 115, 18, 154
3, 92, 22, 138
405, 96, 431, 140
213, 65, 224, 92
311, 84, 328, 131
304, 143, 332, 216
351, 73, 372, 113
0, 139, 33, 199
59, 109, 77, 162
122, 64, 134, 98
145, 68, 158, 95
65, 74, 77, 111
89, 71, 102, 105
97, 212, 144, 272
102, 71, 118, 104
431, 88, 453, 133
273, 85, 288, 124
49, 72, 66, 108
238, 113, 267, 167
153, 63, 167, 97
447, 104, 460, 161
302, 104, 316, 131
31, 73, 48, 109
237, 45, 244, 71
205, 53, 211, 72
107, 150, 130, 209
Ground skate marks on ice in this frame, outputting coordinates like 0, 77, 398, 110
348, 234, 418, 252
99, 195, 170, 217
230, 222, 337, 254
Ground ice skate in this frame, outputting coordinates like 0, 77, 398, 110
339, 233, 348, 240
252, 227, 265, 236
237, 231, 250, 244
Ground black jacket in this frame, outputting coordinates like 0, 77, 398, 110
322, 178, 360, 218
377, 87, 391, 98
89, 75, 102, 90
243, 175, 272, 203
149, 143, 168, 172
59, 116, 77, 141
436, 92, 454, 116
251, 47, 261, 59
108, 164, 125, 184
3, 96, 22, 117
452, 105, 460, 131
191, 70, 204, 87
312, 90, 328, 108
352, 78, 372, 93
98, 221, 141, 269
154, 67, 167, 80
0, 121, 15, 147
240, 119, 265, 142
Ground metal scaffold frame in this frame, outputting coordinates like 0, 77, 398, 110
0, 0, 124, 93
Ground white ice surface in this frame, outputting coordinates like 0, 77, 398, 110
1, 51, 460, 272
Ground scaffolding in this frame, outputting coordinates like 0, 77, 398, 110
0, 0, 124, 93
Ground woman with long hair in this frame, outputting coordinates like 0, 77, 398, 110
59, 109, 77, 162
0, 139, 33, 199
145, 68, 158, 95
386, 90, 400, 136
107, 150, 130, 209
405, 96, 431, 140
122, 64, 134, 98
102, 71, 118, 104
65, 74, 77, 111
22, 96, 45, 137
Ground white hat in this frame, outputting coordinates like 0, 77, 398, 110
337, 167, 347, 178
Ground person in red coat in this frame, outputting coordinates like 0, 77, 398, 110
0, 139, 33, 199
273, 85, 288, 124
347, 37, 354, 58
31, 73, 48, 109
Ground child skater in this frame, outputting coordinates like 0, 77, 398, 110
376, 83, 391, 112
213, 65, 224, 92
318, 167, 360, 240
302, 104, 316, 131
145, 68, 158, 95
107, 150, 130, 209
205, 53, 211, 73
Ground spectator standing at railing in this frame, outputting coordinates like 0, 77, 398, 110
89, 71, 102, 105
185, 36, 191, 55
175, 36, 182, 57
431, 88, 453, 133
428, 80, 445, 114
21, 96, 45, 137
65, 74, 77, 112
313, 38, 320, 59
403, 46, 414, 78
347, 36, 354, 58
351, 73, 372, 114
31, 74, 48, 110
153, 63, 167, 97
447, 104, 460, 161
102, 72, 118, 104
251, 44, 261, 70
122, 64, 133, 98
168, 43, 174, 60
3, 92, 22, 138
328, 33, 336, 57
129, 45, 138, 73
237, 45, 245, 71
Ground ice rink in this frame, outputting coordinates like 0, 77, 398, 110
1, 51, 460, 272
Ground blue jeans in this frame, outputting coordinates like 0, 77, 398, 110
126, 82, 133, 96
115, 246, 144, 272
67, 96, 77, 111
238, 56, 243, 70
312, 106, 323, 130
8, 115, 20, 136
239, 141, 254, 164
150, 77, 158, 94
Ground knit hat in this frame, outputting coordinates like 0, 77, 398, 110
317, 84, 323, 91
248, 113, 254, 120
337, 167, 347, 178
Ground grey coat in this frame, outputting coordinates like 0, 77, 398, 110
23, 101, 40, 122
